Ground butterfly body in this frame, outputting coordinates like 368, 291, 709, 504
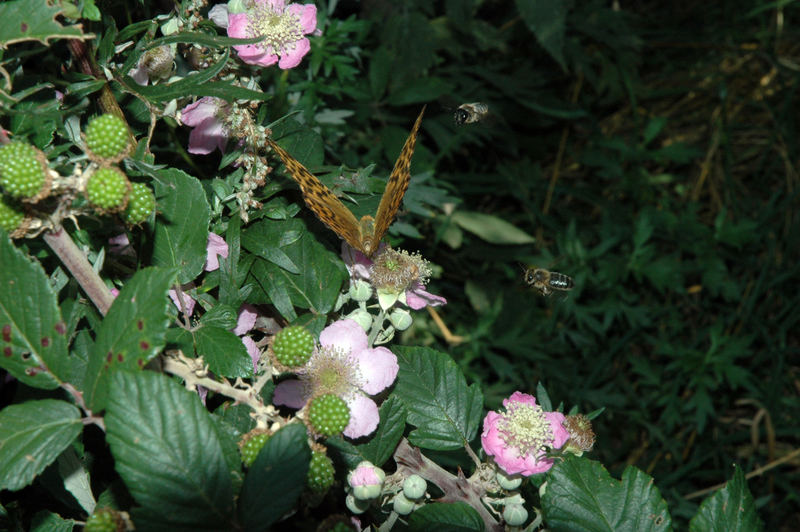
268, 107, 425, 257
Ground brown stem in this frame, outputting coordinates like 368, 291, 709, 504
43, 227, 115, 316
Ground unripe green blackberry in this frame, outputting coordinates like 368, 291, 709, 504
402, 474, 427, 500
122, 182, 155, 224
308, 393, 349, 437
87, 167, 130, 212
0, 141, 48, 200
272, 325, 315, 367
0, 195, 25, 234
503, 503, 528, 526
84, 508, 123, 532
85, 114, 132, 160
392, 492, 416, 515
307, 450, 335, 493
240, 431, 270, 467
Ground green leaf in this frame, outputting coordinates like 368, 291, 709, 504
407, 502, 484, 531
386, 78, 454, 106
269, 119, 324, 167
84, 267, 177, 411
152, 169, 211, 284
356, 396, 407, 466
243, 219, 347, 321
542, 455, 672, 532
369, 46, 392, 99
129, 79, 270, 103
689, 465, 763, 532
105, 371, 235, 530
0, 233, 67, 389
393, 347, 483, 450
145, 31, 266, 49
237, 423, 310, 530
0, 399, 82, 491
198, 304, 239, 329
451, 211, 535, 245
0, 0, 91, 48
57, 446, 95, 515
194, 326, 253, 379
642, 117, 667, 146
515, 0, 568, 69
122, 48, 229, 103
209, 416, 245, 495
30, 510, 75, 531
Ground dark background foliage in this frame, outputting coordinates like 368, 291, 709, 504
290, 1, 797, 528
2, 0, 798, 529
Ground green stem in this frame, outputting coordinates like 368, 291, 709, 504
367, 308, 386, 347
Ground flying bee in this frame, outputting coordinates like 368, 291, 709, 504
454, 102, 490, 125
523, 267, 574, 296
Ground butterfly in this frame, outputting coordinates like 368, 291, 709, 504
266, 107, 425, 258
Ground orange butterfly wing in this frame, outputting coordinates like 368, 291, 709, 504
268, 106, 425, 257
370, 106, 426, 252
266, 138, 365, 254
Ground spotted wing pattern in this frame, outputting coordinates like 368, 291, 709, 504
266, 138, 364, 253
267, 107, 425, 257
372, 106, 426, 251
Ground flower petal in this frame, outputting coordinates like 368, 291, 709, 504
129, 65, 149, 85
205, 232, 229, 271
504, 391, 537, 409
294, 3, 318, 35
208, 4, 229, 28
319, 319, 368, 355
273, 379, 307, 409
546, 411, 570, 449
342, 242, 373, 280
169, 288, 196, 317
188, 117, 228, 155
277, 37, 310, 69
406, 283, 447, 310
342, 394, 380, 439
180, 97, 219, 126
226, 12, 249, 39
242, 336, 260, 373
233, 303, 258, 336
352, 346, 398, 395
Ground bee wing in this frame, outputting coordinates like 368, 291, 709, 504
267, 138, 365, 254
372, 106, 426, 245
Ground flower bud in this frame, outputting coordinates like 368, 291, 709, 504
349, 279, 373, 302
389, 308, 413, 331
393, 492, 416, 515
496, 470, 523, 491
347, 461, 385, 501
344, 308, 373, 331
503, 503, 528, 526
402, 474, 427, 500
345, 493, 369, 514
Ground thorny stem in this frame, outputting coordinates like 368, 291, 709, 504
61, 382, 105, 431
464, 441, 482, 468
162, 350, 282, 428
43, 227, 115, 316
393, 438, 502, 532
